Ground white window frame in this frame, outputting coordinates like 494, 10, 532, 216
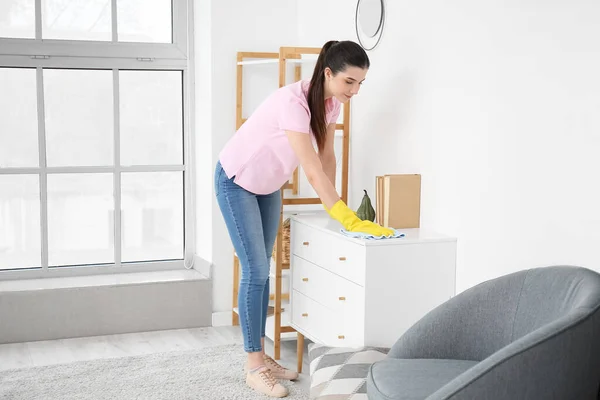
0, 0, 197, 280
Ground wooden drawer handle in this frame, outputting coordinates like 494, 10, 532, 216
338, 296, 346, 301
302, 278, 309, 282
302, 241, 309, 246
302, 313, 308, 317
338, 335, 345, 339
338, 257, 346, 261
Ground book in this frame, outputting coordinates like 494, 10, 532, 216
376, 174, 421, 228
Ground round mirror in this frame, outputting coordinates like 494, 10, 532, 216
355, 0, 385, 51
358, 0, 383, 38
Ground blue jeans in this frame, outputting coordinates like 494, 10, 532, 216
214, 160, 281, 353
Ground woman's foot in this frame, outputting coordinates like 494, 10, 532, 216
246, 365, 289, 398
263, 354, 299, 380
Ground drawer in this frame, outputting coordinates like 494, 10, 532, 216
290, 288, 326, 339
292, 255, 365, 316
290, 221, 366, 286
291, 289, 363, 348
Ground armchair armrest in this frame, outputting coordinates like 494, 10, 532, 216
428, 309, 600, 400
388, 271, 526, 362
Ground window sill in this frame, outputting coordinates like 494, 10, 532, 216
0, 269, 208, 293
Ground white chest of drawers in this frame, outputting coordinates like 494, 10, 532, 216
289, 213, 457, 349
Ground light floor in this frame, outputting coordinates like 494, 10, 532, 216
0, 326, 312, 393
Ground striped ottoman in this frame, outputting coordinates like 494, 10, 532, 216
308, 343, 389, 399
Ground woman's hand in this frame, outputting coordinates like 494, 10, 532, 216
326, 199, 395, 236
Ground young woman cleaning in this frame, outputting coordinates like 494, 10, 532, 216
214, 39, 394, 397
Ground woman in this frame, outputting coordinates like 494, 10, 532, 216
215, 40, 394, 397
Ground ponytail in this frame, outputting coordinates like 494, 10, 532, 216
307, 40, 339, 153
307, 40, 369, 153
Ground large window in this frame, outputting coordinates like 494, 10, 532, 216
0, 0, 193, 279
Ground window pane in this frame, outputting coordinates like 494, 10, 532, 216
0, 0, 35, 39
47, 173, 114, 267
117, 0, 172, 43
0, 175, 41, 270
0, 68, 39, 168
44, 69, 113, 167
121, 172, 183, 262
119, 71, 182, 166
42, 0, 111, 41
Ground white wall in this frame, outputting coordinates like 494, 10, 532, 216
193, 0, 213, 269
197, 0, 600, 319
194, 0, 299, 317
295, 0, 600, 293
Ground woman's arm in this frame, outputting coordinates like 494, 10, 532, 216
319, 123, 337, 186
286, 130, 340, 209
286, 130, 394, 236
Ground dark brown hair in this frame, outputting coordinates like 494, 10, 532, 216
307, 40, 370, 152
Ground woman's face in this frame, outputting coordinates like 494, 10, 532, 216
325, 66, 368, 103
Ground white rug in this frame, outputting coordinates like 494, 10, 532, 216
0, 344, 307, 399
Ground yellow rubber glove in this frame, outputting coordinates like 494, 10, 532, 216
325, 200, 395, 237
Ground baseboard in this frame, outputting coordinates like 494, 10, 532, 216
212, 311, 233, 327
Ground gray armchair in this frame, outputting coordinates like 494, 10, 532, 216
367, 265, 600, 400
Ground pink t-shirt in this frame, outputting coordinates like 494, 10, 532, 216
219, 80, 342, 195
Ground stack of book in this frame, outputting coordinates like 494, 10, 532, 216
376, 174, 421, 228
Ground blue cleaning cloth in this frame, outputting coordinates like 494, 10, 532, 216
340, 228, 405, 240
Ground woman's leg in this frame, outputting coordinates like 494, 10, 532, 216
256, 191, 299, 381
256, 190, 281, 344
215, 162, 289, 397
214, 162, 269, 360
